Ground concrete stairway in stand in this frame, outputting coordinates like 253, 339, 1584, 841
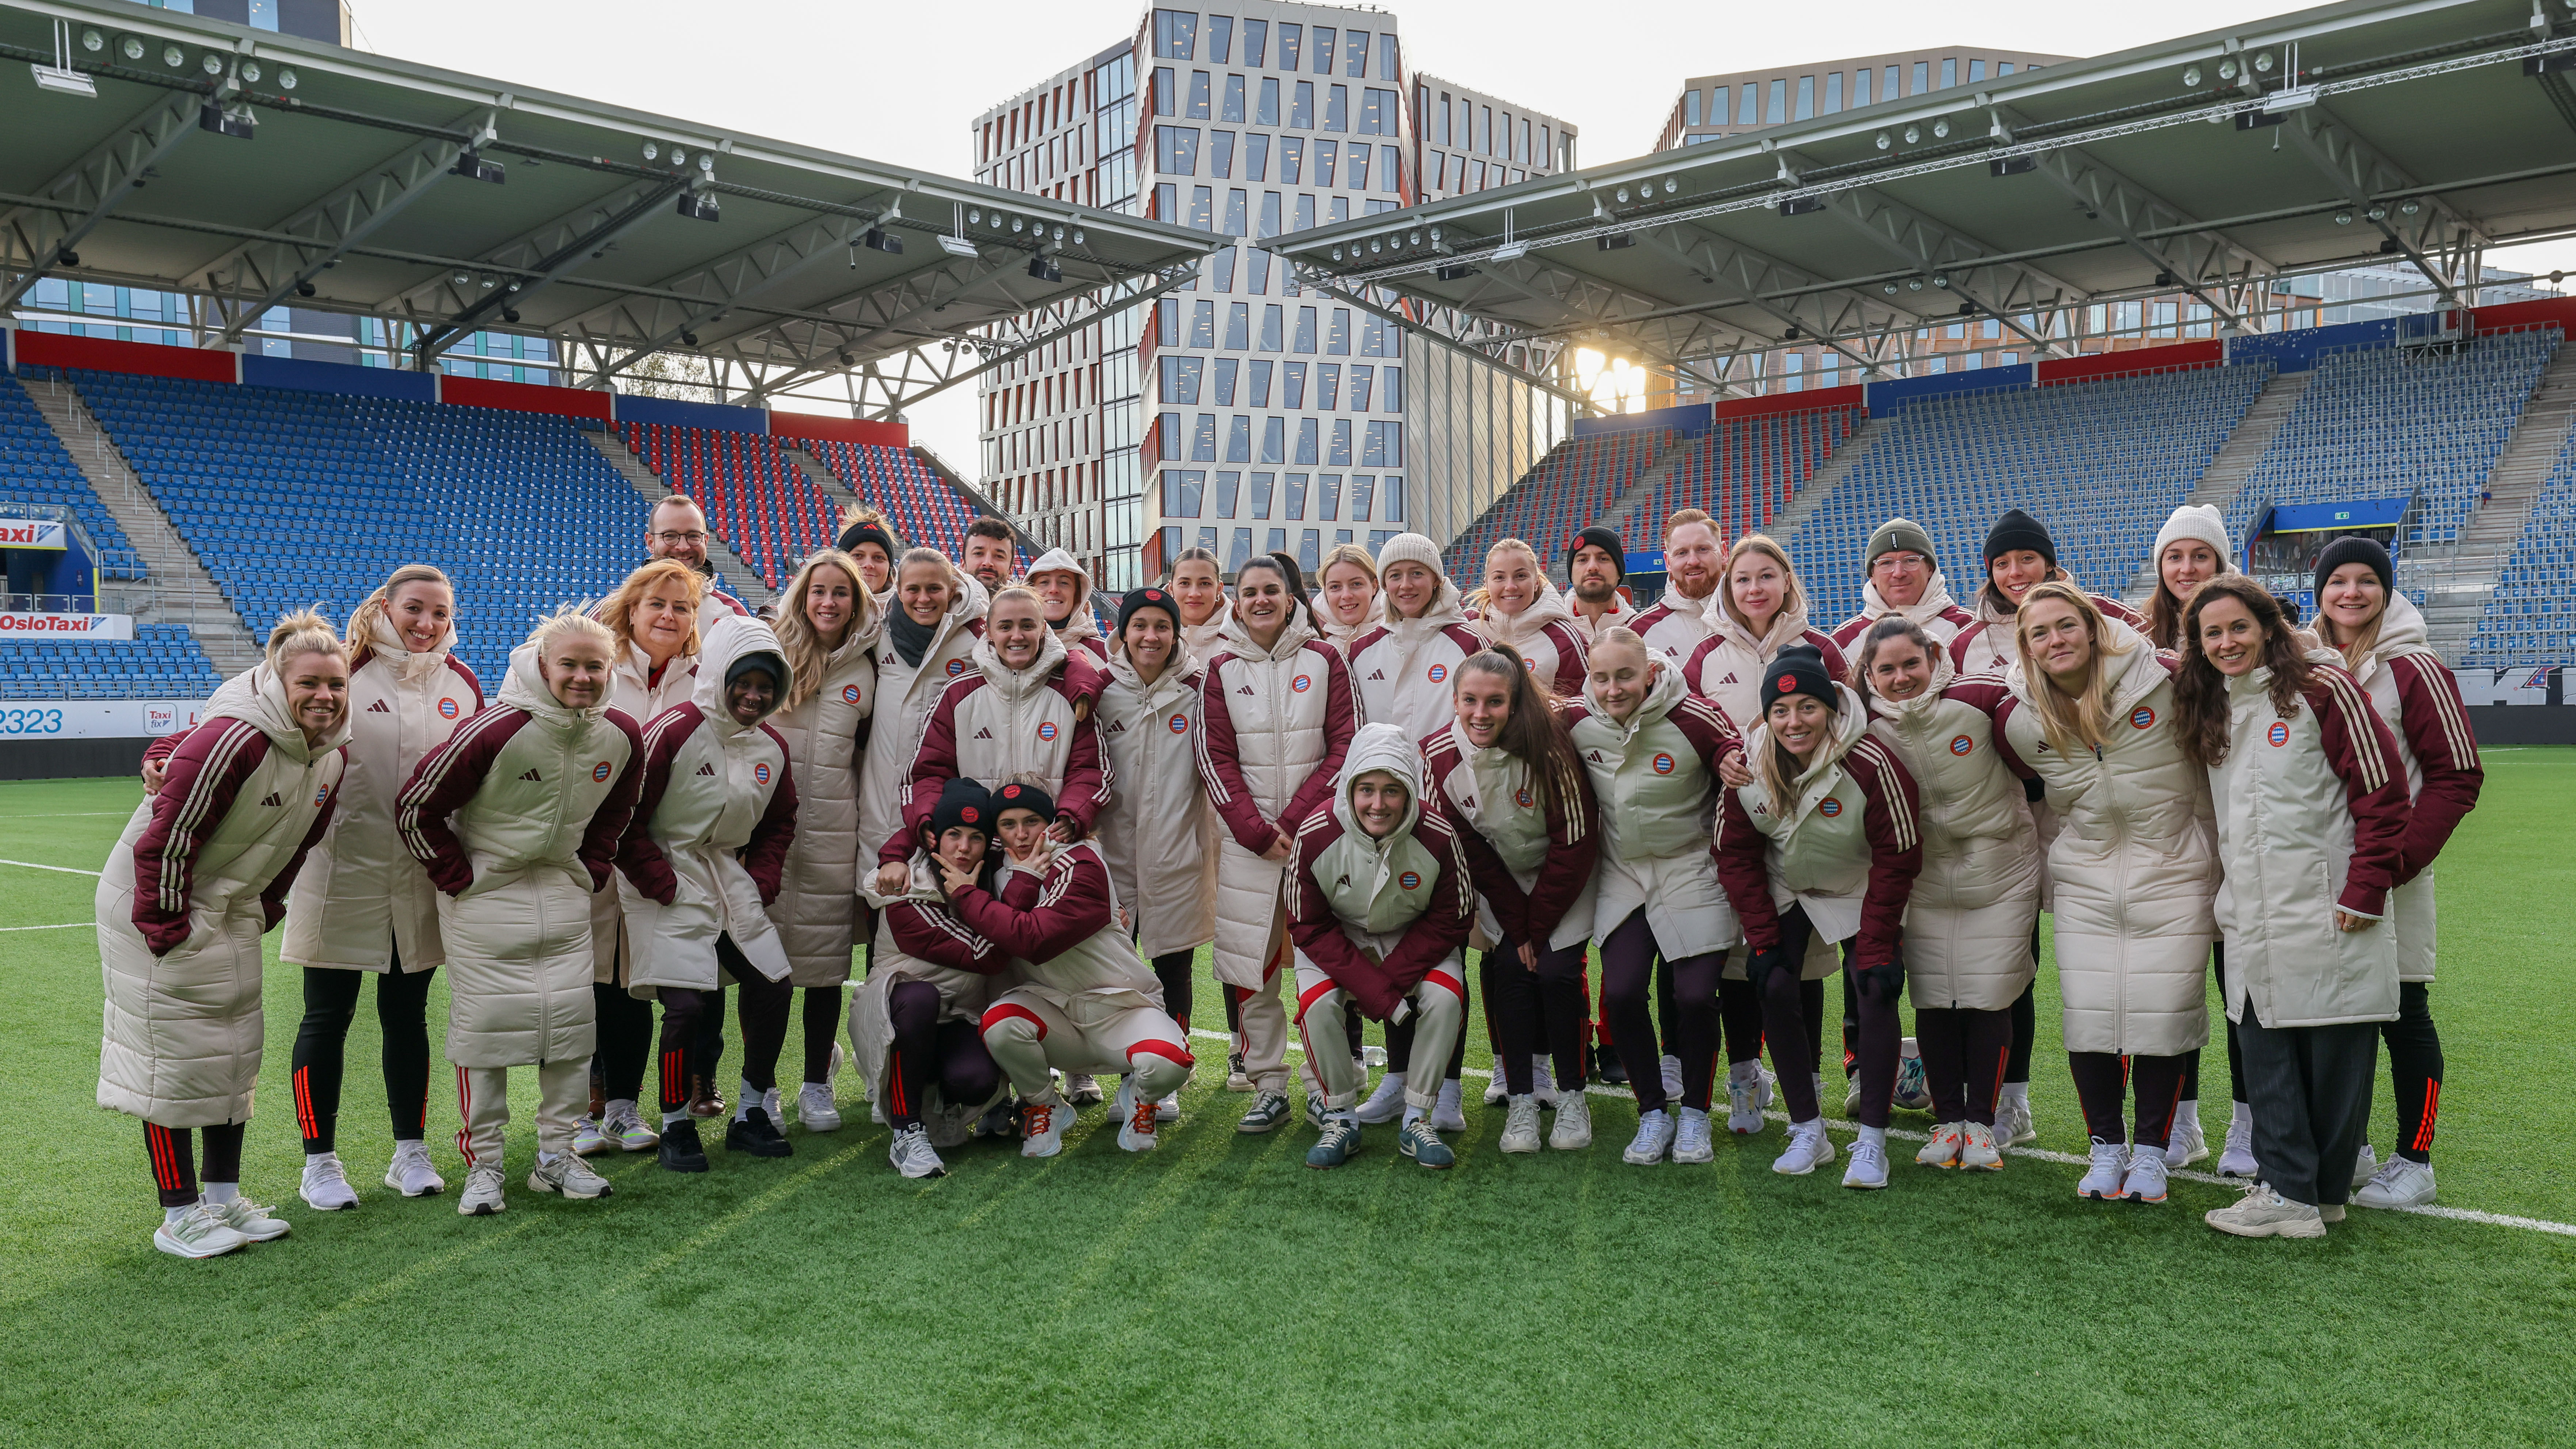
2121, 368, 2311, 603
25, 374, 264, 675
2413, 346, 2576, 659
582, 430, 778, 610
1762, 415, 1888, 553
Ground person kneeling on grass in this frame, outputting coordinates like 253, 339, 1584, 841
1289, 723, 1477, 1171
102, 611, 353, 1258
616, 617, 800, 1173
945, 782, 1196, 1159
856, 777, 1013, 1179
396, 610, 643, 1217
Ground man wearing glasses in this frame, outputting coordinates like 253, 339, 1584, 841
645, 495, 751, 630
1826, 518, 1974, 654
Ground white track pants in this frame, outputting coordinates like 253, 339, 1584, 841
454, 1059, 587, 1167
1293, 950, 1466, 1111
981, 989, 1196, 1105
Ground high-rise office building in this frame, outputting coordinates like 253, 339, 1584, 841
974, 4, 1574, 586
1654, 49, 2069, 151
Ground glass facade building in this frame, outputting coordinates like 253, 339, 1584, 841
975, 4, 1574, 585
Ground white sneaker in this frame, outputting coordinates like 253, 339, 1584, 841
1659, 1055, 1683, 1105
1893, 1040, 1932, 1111
2078, 1140, 2130, 1200
384, 1141, 446, 1197
1226, 1050, 1253, 1092
1772, 1119, 1835, 1176
1726, 1064, 1766, 1135
1482, 1065, 1509, 1106
1354, 1071, 1408, 1125
2205, 1182, 2326, 1238
572, 1116, 612, 1156
2165, 1105, 2209, 1168
2121, 1150, 2169, 1204
1430, 1078, 1466, 1133
798, 1082, 843, 1133
1531, 1055, 1561, 1109
1843, 1077, 1864, 1118
1959, 1120, 2005, 1171
2217, 1102, 2258, 1177
2352, 1143, 2379, 1191
298, 1152, 358, 1211
1021, 1098, 1071, 1158
1066, 1073, 1104, 1107
2355, 1155, 2437, 1209
1498, 1095, 1543, 1153
1114, 1080, 1160, 1152
604, 1101, 660, 1153
1155, 1090, 1181, 1123
458, 1164, 507, 1216
1549, 1090, 1593, 1150
1994, 1090, 2037, 1146
889, 1123, 948, 1178
1623, 1108, 1676, 1165
154, 1203, 248, 1259
1916, 1122, 1966, 1168
1757, 1065, 1776, 1111
529, 1152, 614, 1200
1670, 1105, 1716, 1164
210, 1194, 290, 1242
1842, 1133, 1890, 1189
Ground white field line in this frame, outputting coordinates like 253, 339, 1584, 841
0, 858, 102, 876
0, 922, 87, 932
1184, 1029, 2576, 1237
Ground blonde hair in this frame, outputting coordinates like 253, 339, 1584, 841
987, 584, 1044, 619
837, 501, 899, 542
1318, 542, 1379, 586
1719, 534, 1805, 637
1664, 508, 1716, 544
345, 564, 453, 666
1463, 537, 1544, 615
601, 558, 705, 659
266, 609, 347, 673
526, 606, 616, 656
776, 548, 881, 711
2012, 581, 2132, 756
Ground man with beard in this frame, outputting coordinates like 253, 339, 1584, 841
1564, 526, 1638, 647
1631, 510, 1723, 664
963, 518, 1019, 595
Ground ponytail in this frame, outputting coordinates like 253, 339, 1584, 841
1455, 644, 1586, 824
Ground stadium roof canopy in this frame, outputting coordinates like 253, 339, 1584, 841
0, 0, 1222, 412
1273, 0, 2576, 398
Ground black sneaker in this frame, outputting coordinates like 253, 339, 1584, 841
658, 1118, 709, 1172
975, 1097, 1019, 1139
725, 1106, 794, 1158
1594, 1045, 1629, 1086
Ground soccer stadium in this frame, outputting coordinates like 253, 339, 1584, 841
4, 0, 2575, 1442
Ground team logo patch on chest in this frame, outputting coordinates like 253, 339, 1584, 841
1950, 735, 1975, 756
313, 784, 332, 807
2268, 720, 2290, 747
1398, 870, 1422, 891
843, 684, 863, 704
1651, 752, 1676, 775
2130, 706, 2156, 730
1168, 713, 1190, 734
1292, 674, 1313, 693
438, 697, 461, 719
1818, 796, 1844, 817
754, 761, 773, 784
945, 658, 970, 676
1515, 786, 1534, 808
1038, 720, 1059, 743
592, 761, 613, 782
1426, 663, 1447, 685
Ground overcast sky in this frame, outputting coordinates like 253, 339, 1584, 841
353, 0, 2573, 476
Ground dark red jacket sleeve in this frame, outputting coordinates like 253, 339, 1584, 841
1195, 654, 1278, 853
615, 706, 700, 904
892, 681, 972, 866
1274, 645, 1360, 835
1055, 684, 1112, 837
260, 767, 343, 931
581, 710, 648, 893
1943, 679, 2039, 785
144, 727, 191, 772
447, 656, 485, 710
1377, 806, 1478, 995
1668, 692, 1744, 767
1519, 751, 1601, 945
395, 708, 528, 896
129, 718, 271, 953
948, 847, 1115, 963
740, 728, 798, 904
1845, 739, 1925, 968
887, 894, 1008, 974
1543, 621, 1588, 698
2312, 672, 2412, 917
2384, 653, 2482, 884
1285, 811, 1401, 1020
1714, 786, 1782, 954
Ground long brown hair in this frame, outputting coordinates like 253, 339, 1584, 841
2011, 581, 2131, 756
775, 548, 881, 710
1454, 644, 1585, 823
2145, 561, 2237, 651
2173, 576, 2312, 767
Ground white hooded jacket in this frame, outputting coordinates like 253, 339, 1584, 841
858, 571, 990, 878
1563, 657, 1743, 959
1829, 570, 1977, 654
1346, 573, 1485, 741
764, 604, 881, 986
1470, 576, 1589, 697
1097, 641, 1217, 959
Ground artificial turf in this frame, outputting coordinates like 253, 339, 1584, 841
2, 755, 2572, 1447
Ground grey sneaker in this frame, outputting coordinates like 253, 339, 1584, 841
888, 1124, 948, 1178
2355, 1155, 2436, 1209
1547, 1089, 1593, 1149
1498, 1095, 1543, 1153
1236, 1091, 1295, 1134
529, 1153, 614, 1200
384, 1140, 447, 1197
1398, 1117, 1455, 1168
457, 1164, 507, 1217
210, 1194, 290, 1243
154, 1203, 248, 1259
2205, 1182, 2327, 1238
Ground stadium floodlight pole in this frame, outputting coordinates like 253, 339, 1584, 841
0, 87, 204, 312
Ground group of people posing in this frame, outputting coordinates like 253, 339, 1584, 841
96, 487, 2477, 1258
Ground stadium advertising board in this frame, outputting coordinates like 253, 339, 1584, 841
0, 517, 69, 550
0, 613, 133, 639
0, 698, 204, 739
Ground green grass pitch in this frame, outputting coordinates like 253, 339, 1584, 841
2, 753, 2573, 1446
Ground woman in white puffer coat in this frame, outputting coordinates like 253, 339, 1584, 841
1851, 616, 2039, 1175
1196, 553, 1360, 1135
1985, 582, 2217, 1207
1467, 537, 1588, 696
396, 610, 642, 1218
104, 613, 353, 1259
2174, 576, 2411, 1239
763, 548, 881, 1135
860, 548, 990, 882
1314, 542, 1381, 656
1095, 586, 1217, 1121
2312, 538, 2481, 1210
281, 566, 481, 1210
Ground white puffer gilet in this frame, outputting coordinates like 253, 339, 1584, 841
1097, 645, 1217, 959
765, 616, 879, 986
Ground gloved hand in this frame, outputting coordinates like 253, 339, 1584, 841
1855, 957, 1905, 1002
1746, 941, 1792, 994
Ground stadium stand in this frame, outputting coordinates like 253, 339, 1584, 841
1796, 363, 2270, 628
1443, 427, 1679, 586
2463, 427, 2576, 665
616, 422, 844, 590
0, 622, 218, 700
1642, 404, 1862, 546
0, 373, 143, 580
784, 434, 986, 559
57, 369, 645, 683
